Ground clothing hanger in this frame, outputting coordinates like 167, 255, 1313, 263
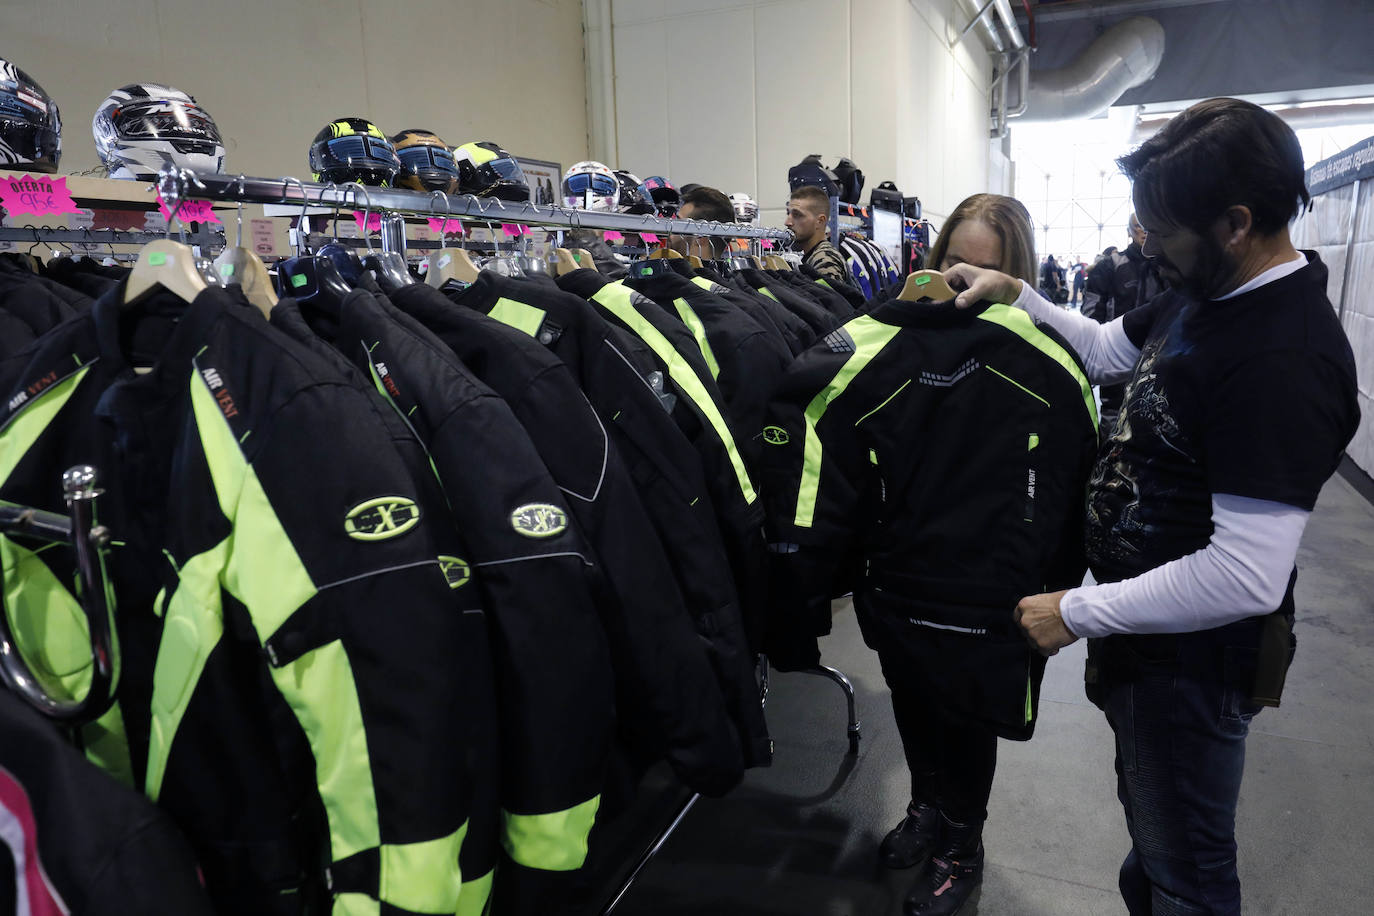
896, 268, 958, 302
213, 174, 278, 318
551, 248, 580, 275
764, 254, 790, 271
315, 183, 365, 284
124, 169, 219, 308
277, 177, 350, 313
426, 190, 482, 286
350, 182, 413, 292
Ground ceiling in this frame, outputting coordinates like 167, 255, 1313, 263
1013, 0, 1374, 109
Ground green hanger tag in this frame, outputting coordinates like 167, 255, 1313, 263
290, 273, 308, 288
915, 274, 931, 286
219, 263, 235, 278
148, 252, 168, 267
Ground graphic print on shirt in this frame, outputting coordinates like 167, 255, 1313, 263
1084, 305, 1193, 570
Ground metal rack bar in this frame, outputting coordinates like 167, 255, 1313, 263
0, 225, 223, 249
179, 171, 792, 241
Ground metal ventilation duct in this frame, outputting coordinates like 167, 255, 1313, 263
1016, 17, 1166, 122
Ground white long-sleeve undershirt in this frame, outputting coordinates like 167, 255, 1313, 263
1060, 494, 1309, 637
1002, 257, 1313, 635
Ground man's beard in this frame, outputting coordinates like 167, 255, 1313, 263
1155, 235, 1237, 299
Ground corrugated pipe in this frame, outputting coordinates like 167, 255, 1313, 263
1014, 17, 1165, 122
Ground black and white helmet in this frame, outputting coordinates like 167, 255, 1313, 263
0, 58, 61, 172
92, 83, 224, 180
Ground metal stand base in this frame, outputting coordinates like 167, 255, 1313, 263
801, 664, 862, 756
598, 657, 862, 913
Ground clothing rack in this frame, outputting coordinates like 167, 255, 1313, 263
8, 169, 859, 913
0, 223, 224, 253
169, 170, 794, 252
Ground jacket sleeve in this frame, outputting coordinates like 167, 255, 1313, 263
1079, 259, 1113, 322
759, 346, 872, 670
422, 390, 616, 916
201, 380, 476, 916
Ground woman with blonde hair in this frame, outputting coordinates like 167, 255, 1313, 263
875, 192, 1042, 916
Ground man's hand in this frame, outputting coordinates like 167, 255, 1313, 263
1014, 590, 1079, 656
941, 264, 1024, 309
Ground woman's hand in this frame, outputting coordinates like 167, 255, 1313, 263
941, 264, 1023, 309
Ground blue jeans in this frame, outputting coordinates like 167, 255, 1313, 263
1094, 622, 1268, 915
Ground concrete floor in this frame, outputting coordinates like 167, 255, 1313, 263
600, 471, 1374, 915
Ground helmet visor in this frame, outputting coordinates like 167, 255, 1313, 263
563, 171, 618, 197
398, 144, 460, 179
483, 155, 526, 185
113, 99, 221, 144
323, 134, 398, 169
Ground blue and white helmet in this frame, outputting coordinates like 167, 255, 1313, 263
562, 160, 619, 211
93, 82, 224, 180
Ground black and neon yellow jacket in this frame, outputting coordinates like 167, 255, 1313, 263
684, 263, 817, 357
433, 273, 768, 775
275, 286, 618, 915
555, 270, 772, 659
622, 270, 793, 474
0, 283, 479, 915
761, 298, 1098, 737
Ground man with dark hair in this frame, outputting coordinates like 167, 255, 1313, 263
1082, 213, 1164, 433
944, 97, 1359, 916
669, 185, 735, 259
785, 185, 849, 286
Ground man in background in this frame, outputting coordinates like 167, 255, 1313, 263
1081, 213, 1163, 432
669, 185, 736, 260
784, 185, 849, 286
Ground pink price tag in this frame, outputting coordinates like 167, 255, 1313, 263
426, 218, 465, 236
603, 230, 624, 242
501, 223, 521, 237
640, 232, 660, 244
1, 174, 83, 218
155, 188, 221, 225
353, 211, 382, 233
760, 240, 775, 250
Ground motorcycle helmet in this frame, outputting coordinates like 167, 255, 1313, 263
729, 192, 758, 224
309, 117, 399, 187
561, 160, 619, 211
640, 175, 680, 216
832, 157, 865, 204
614, 169, 655, 215
392, 129, 461, 193
454, 141, 529, 202
0, 58, 61, 173
93, 83, 223, 180
787, 153, 839, 197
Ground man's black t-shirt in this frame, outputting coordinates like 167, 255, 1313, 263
1086, 252, 1359, 585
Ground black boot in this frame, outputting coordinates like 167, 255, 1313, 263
879, 800, 940, 869
903, 814, 984, 916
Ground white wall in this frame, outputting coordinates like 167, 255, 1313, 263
1292, 181, 1374, 477
2, 0, 589, 179
595, 0, 995, 230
